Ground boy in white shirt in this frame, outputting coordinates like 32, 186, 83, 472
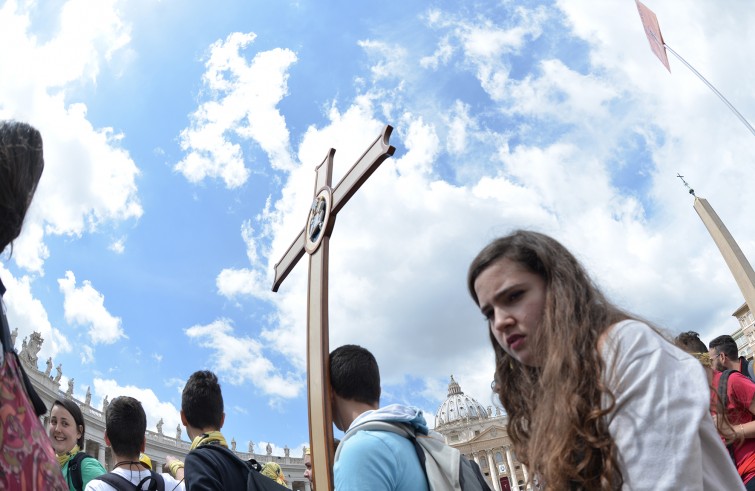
85, 396, 185, 491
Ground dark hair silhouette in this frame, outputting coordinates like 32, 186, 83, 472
0, 121, 44, 254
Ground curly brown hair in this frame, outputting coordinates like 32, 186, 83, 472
468, 230, 629, 490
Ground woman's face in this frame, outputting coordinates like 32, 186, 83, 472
474, 257, 547, 367
48, 404, 82, 454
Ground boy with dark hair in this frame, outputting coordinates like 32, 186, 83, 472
180, 370, 286, 491
85, 396, 184, 490
710, 334, 755, 381
330, 344, 430, 491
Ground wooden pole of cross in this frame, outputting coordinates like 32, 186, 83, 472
272, 125, 395, 491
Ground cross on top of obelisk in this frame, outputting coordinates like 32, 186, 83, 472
271, 125, 395, 491
677, 173, 695, 196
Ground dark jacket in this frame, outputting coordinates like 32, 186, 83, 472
185, 444, 248, 491
184, 444, 289, 491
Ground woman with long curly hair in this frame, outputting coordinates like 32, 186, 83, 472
468, 230, 742, 490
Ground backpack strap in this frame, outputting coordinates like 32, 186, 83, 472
335, 420, 413, 461
69, 452, 93, 491
93, 471, 165, 491
136, 472, 165, 491
718, 369, 738, 464
193, 445, 289, 490
718, 369, 735, 408
92, 473, 137, 491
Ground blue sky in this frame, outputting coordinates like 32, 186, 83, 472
2, 0, 754, 456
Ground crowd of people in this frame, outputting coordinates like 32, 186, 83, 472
42, 367, 294, 490
3, 120, 755, 491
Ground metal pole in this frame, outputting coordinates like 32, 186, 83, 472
663, 41, 755, 138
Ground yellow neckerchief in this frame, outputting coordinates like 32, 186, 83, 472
693, 352, 712, 368
261, 462, 287, 484
190, 431, 227, 450
56, 444, 80, 467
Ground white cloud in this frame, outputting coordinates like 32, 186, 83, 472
506, 59, 618, 122
0, 0, 142, 273
423, 6, 550, 100
0, 265, 71, 361
420, 35, 454, 70
209, 0, 755, 417
58, 270, 126, 344
443, 100, 476, 155
185, 319, 303, 399
93, 378, 182, 438
217, 268, 266, 299
214, 219, 271, 300
39, 0, 132, 86
80, 345, 95, 364
176, 32, 298, 188
256, 441, 290, 458
109, 238, 126, 254
164, 377, 186, 396
357, 40, 409, 82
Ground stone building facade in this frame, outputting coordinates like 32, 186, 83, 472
434, 376, 532, 491
732, 303, 755, 360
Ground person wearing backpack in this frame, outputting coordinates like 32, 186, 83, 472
48, 399, 107, 490
179, 370, 287, 491
85, 396, 184, 491
710, 335, 755, 383
330, 344, 430, 491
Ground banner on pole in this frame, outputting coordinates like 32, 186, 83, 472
636, 0, 670, 72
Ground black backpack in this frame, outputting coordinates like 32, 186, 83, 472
717, 369, 738, 463
92, 471, 165, 491
200, 445, 289, 491
69, 452, 98, 491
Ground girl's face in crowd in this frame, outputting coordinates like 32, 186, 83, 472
48, 404, 81, 454
474, 257, 547, 367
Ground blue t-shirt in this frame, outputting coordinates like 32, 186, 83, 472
335, 428, 429, 491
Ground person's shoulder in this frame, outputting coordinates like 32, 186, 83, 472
188, 444, 236, 463
79, 454, 107, 482
83, 471, 120, 491
606, 319, 656, 340
603, 319, 677, 354
186, 445, 246, 485
80, 454, 106, 471
160, 472, 185, 489
728, 370, 755, 385
343, 427, 412, 458
83, 478, 110, 491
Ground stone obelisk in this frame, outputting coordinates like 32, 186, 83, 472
682, 175, 755, 312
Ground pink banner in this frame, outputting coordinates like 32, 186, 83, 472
636, 0, 670, 72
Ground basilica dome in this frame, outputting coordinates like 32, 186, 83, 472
435, 375, 489, 428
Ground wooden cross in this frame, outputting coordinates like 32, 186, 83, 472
272, 125, 395, 491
